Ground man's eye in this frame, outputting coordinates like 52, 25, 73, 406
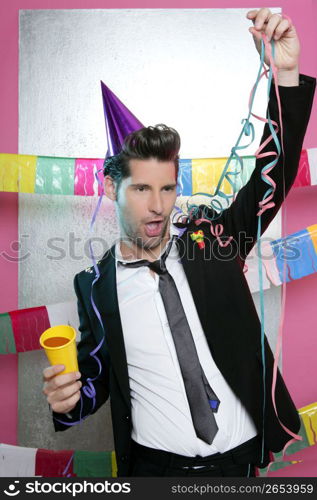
136, 186, 146, 192
164, 187, 174, 191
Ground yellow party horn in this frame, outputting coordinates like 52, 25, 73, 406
39, 325, 78, 375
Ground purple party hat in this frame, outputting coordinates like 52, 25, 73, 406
101, 81, 144, 156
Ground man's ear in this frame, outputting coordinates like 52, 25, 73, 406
104, 175, 117, 201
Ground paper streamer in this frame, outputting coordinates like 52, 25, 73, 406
191, 158, 233, 195
258, 402, 317, 475
35, 157, 75, 195
0, 154, 37, 193
307, 148, 317, 186
0, 444, 37, 477
264, 224, 317, 284
0, 446, 117, 477
0, 313, 16, 354
308, 224, 317, 254
35, 449, 76, 477
241, 211, 281, 293
0, 303, 80, 353
293, 150, 311, 188
0, 149, 315, 196
299, 402, 317, 446
74, 159, 104, 196
46, 301, 80, 335
1, 402, 315, 476
9, 306, 50, 353
0, 355, 18, 445
177, 159, 192, 196
73, 450, 113, 477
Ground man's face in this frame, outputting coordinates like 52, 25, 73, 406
115, 157, 178, 251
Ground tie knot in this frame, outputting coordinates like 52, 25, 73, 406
148, 258, 167, 275
118, 235, 177, 274
148, 234, 177, 274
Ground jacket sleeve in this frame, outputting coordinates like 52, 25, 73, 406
52, 273, 110, 432
198, 73, 316, 262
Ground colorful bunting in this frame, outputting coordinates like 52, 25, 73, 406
258, 402, 317, 476
0, 403, 315, 476
0, 302, 79, 354
0, 313, 16, 354
73, 450, 113, 477
1, 149, 316, 196
35, 449, 76, 477
46, 301, 79, 333
0, 154, 37, 193
74, 159, 104, 196
293, 149, 311, 187
264, 224, 317, 285
177, 159, 192, 196
307, 148, 317, 186
0, 355, 18, 445
35, 157, 75, 195
9, 306, 50, 353
192, 157, 233, 195
0, 446, 117, 477
0, 444, 37, 477
299, 402, 317, 446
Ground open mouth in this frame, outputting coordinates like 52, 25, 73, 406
144, 220, 164, 237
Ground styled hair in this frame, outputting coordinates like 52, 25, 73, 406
103, 124, 180, 189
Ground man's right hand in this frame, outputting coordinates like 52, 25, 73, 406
42, 364, 82, 414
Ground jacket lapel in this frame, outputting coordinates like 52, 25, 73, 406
92, 245, 131, 411
175, 227, 209, 340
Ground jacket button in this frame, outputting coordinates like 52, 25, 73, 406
125, 415, 130, 421
121, 455, 128, 462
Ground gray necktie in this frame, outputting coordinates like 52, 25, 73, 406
119, 235, 220, 444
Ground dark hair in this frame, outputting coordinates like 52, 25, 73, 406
103, 124, 180, 189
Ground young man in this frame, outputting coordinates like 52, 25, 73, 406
42, 8, 316, 477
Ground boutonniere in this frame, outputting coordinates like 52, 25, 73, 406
190, 230, 205, 249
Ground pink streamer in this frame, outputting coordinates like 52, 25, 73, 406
258, 14, 304, 474
194, 218, 233, 247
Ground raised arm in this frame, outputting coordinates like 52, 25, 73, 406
194, 9, 316, 262
218, 72, 316, 262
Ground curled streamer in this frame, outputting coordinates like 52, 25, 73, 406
183, 19, 301, 471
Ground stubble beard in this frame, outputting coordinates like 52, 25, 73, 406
122, 216, 170, 255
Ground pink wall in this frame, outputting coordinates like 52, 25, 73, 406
0, 0, 316, 473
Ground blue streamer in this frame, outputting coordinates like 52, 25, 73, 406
255, 38, 282, 464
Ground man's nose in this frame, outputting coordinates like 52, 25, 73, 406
149, 191, 163, 214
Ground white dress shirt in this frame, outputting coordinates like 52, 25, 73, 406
115, 223, 257, 457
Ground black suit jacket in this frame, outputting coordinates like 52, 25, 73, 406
53, 74, 316, 477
